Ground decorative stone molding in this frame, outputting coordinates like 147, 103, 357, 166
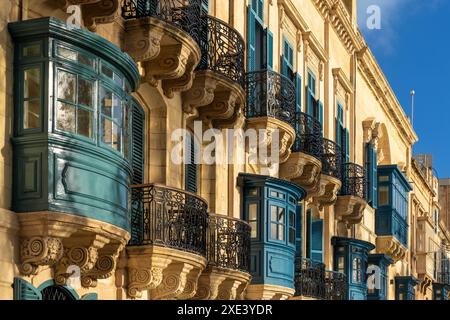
20, 237, 64, 275
312, 174, 342, 209
245, 284, 294, 300
17, 211, 130, 283
81, 0, 120, 31
376, 236, 407, 262
280, 152, 322, 196
183, 71, 217, 116
362, 118, 382, 151
246, 117, 296, 166
418, 275, 433, 296
192, 267, 251, 300
124, 17, 201, 97
126, 245, 207, 299
335, 195, 367, 229
183, 71, 245, 128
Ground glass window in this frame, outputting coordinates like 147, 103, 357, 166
378, 186, 389, 206
23, 43, 41, 58
288, 210, 295, 244
248, 203, 258, 238
270, 205, 285, 241
352, 257, 362, 283
56, 69, 94, 139
23, 67, 41, 129
100, 86, 123, 151
57, 46, 94, 68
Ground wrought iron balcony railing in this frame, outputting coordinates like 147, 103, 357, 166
325, 270, 347, 300
437, 272, 450, 286
245, 70, 296, 128
295, 258, 348, 300
206, 214, 251, 273
321, 139, 342, 179
197, 15, 245, 87
292, 112, 323, 160
129, 184, 208, 257
294, 258, 326, 299
340, 162, 367, 199
122, 0, 202, 42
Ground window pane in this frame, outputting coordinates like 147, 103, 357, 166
270, 206, 277, 222
102, 117, 112, 145
56, 102, 75, 133
78, 53, 94, 67
112, 122, 121, 151
58, 46, 77, 61
250, 221, 257, 238
278, 208, 285, 224
24, 68, 40, 99
249, 203, 257, 221
289, 228, 295, 244
124, 103, 129, 158
113, 95, 122, 124
101, 64, 114, 78
278, 224, 284, 241
379, 186, 389, 206
101, 87, 112, 117
57, 70, 76, 103
77, 108, 93, 138
23, 100, 40, 129
78, 78, 93, 107
114, 73, 123, 87
270, 223, 277, 240
23, 44, 41, 58
289, 211, 295, 226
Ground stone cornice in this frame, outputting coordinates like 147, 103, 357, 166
332, 67, 353, 94
357, 45, 418, 146
277, 0, 309, 33
302, 31, 328, 62
412, 159, 436, 197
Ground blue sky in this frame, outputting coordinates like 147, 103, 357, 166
357, 0, 450, 178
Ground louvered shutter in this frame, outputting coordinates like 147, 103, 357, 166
13, 278, 42, 300
247, 6, 256, 71
131, 102, 145, 185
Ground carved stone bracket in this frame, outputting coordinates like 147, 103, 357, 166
280, 152, 322, 195
20, 236, 64, 276
362, 118, 382, 151
183, 71, 217, 116
376, 236, 407, 262
126, 245, 207, 299
81, 0, 120, 31
335, 195, 367, 230
124, 17, 201, 97
245, 284, 295, 300
192, 269, 227, 300
312, 174, 342, 209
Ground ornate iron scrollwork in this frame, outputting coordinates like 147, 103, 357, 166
245, 70, 297, 128
129, 184, 208, 257
321, 138, 342, 179
206, 214, 251, 273
292, 111, 323, 160
340, 162, 367, 199
197, 15, 245, 87
325, 270, 347, 300
122, 0, 202, 42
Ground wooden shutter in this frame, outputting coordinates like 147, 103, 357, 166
201, 0, 209, 15
295, 203, 303, 259
81, 293, 98, 300
311, 219, 324, 263
13, 278, 42, 300
266, 28, 273, 70
306, 210, 312, 259
366, 143, 378, 208
345, 128, 350, 163
296, 73, 302, 112
185, 133, 198, 193
319, 101, 324, 131
247, 6, 256, 71
131, 101, 145, 185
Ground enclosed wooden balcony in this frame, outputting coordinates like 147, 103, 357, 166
193, 214, 251, 300
292, 258, 347, 300
280, 112, 323, 195
183, 15, 245, 127
312, 139, 342, 209
244, 70, 297, 165
123, 0, 202, 96
335, 163, 368, 229
126, 184, 208, 299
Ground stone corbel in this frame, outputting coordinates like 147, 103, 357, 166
199, 90, 238, 126
162, 55, 197, 98
124, 19, 164, 62
192, 270, 228, 300
217, 279, 244, 300
177, 268, 203, 300
20, 236, 64, 275
149, 263, 194, 300
143, 44, 191, 87
54, 235, 110, 286
182, 72, 217, 117
81, 0, 120, 32
296, 31, 303, 53
128, 266, 165, 299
